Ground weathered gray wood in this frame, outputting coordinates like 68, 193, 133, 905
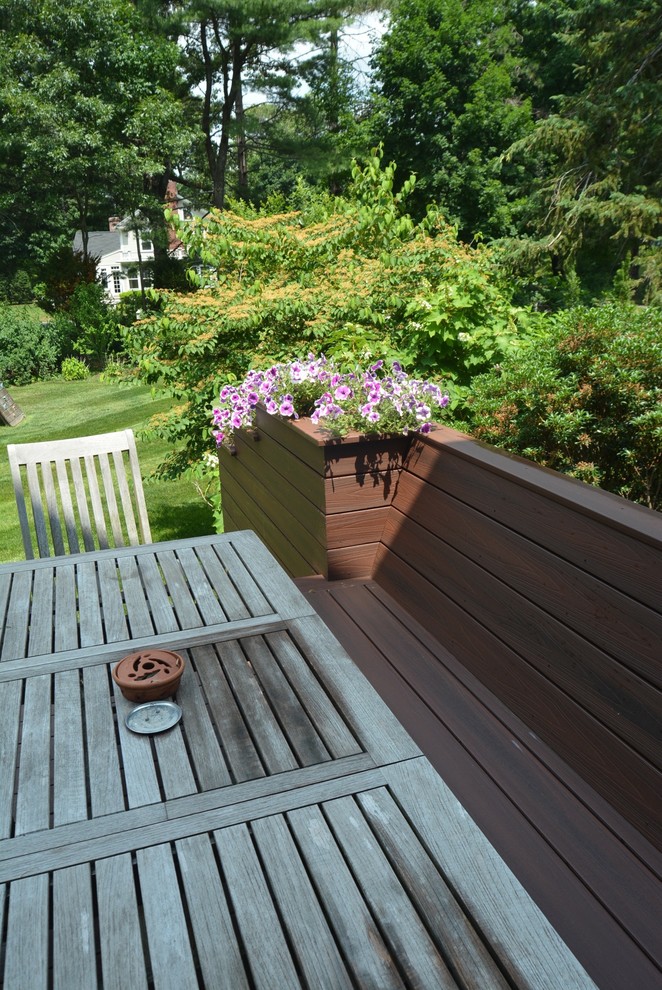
381, 757, 598, 990
228, 529, 318, 618
219, 637, 299, 774
242, 633, 331, 765
157, 549, 204, 629
251, 814, 355, 990
136, 842, 200, 989
1, 569, 31, 660
289, 614, 421, 764
288, 804, 407, 988
14, 673, 51, 835
83, 664, 125, 817
191, 542, 251, 620
113, 678, 163, 808
214, 538, 274, 616
176, 832, 250, 989
117, 554, 155, 637
54, 561, 78, 651
2, 873, 49, 989
0, 616, 288, 682
173, 652, 233, 791
192, 641, 266, 781
26, 565, 54, 656
54, 669, 88, 825
135, 551, 180, 633
1, 766, 387, 882
214, 822, 302, 990
97, 555, 129, 642
355, 787, 512, 989
78, 558, 104, 647
176, 545, 228, 624
96, 853, 149, 990
7, 429, 151, 558
52, 863, 98, 990
0, 681, 22, 837
323, 794, 460, 990
265, 630, 362, 759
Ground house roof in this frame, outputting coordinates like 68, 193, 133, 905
73, 230, 121, 260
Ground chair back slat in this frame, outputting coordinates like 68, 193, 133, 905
112, 449, 140, 545
83, 452, 109, 550
7, 430, 152, 559
55, 459, 81, 554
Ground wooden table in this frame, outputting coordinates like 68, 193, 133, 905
0, 533, 597, 989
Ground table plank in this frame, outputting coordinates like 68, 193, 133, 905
78, 559, 104, 647
355, 786, 512, 989
118, 554, 155, 637
135, 551, 180, 633
157, 548, 204, 630
96, 853, 149, 990
27, 565, 54, 656
214, 822, 302, 990
251, 815, 354, 990
52, 864, 98, 990
54, 669, 88, 825
83, 665, 125, 817
1, 569, 31, 661
54, 562, 78, 651
0, 681, 22, 838
3, 873, 49, 990
176, 832, 250, 989
176, 546, 228, 625
98, 555, 129, 642
287, 804, 407, 989
136, 843, 200, 989
14, 673, 51, 836
289, 614, 421, 764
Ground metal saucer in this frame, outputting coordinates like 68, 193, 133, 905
125, 700, 182, 735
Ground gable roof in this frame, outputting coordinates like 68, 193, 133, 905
73, 230, 121, 260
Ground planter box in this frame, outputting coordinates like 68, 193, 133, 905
218, 404, 413, 579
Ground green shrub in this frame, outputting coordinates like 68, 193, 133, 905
0, 306, 59, 384
61, 356, 90, 381
466, 303, 662, 510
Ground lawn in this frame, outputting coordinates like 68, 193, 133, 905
0, 375, 216, 563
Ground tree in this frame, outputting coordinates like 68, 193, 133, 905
172, 0, 381, 208
123, 150, 521, 473
505, 0, 662, 299
370, 0, 534, 237
0, 0, 190, 276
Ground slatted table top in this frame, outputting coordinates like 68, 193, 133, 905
0, 534, 597, 989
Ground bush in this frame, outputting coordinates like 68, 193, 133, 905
466, 303, 662, 509
61, 356, 90, 380
0, 306, 59, 384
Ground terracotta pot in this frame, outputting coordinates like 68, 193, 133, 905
112, 649, 185, 703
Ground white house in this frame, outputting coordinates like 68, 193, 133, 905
73, 219, 155, 303
73, 183, 198, 303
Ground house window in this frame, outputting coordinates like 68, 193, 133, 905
140, 235, 153, 252
128, 269, 140, 291
111, 267, 121, 294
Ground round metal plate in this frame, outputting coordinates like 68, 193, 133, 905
125, 701, 182, 735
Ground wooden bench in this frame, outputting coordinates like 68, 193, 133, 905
293, 425, 662, 990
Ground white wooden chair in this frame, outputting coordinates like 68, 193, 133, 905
7, 429, 152, 558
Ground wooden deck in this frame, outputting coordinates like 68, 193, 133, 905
297, 575, 662, 990
0, 533, 599, 989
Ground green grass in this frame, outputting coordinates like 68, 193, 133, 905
0, 375, 215, 563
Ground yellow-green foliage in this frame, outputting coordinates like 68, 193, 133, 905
124, 151, 520, 473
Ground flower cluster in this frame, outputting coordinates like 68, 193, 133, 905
212, 355, 449, 446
